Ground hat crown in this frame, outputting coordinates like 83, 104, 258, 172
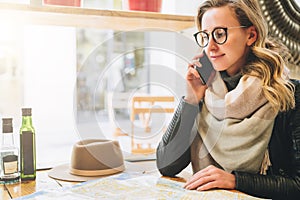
70, 139, 124, 177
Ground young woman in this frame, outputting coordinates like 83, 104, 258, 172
156, 0, 300, 199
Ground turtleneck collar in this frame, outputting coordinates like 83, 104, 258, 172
220, 71, 242, 92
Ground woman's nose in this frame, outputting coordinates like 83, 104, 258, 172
206, 37, 218, 52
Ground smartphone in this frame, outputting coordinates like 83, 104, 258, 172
194, 51, 215, 85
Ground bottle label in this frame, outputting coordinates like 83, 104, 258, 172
3, 155, 18, 174
21, 131, 34, 175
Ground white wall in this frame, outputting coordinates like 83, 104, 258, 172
23, 25, 78, 166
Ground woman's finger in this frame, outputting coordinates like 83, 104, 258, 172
197, 181, 217, 191
183, 165, 218, 188
187, 64, 201, 80
184, 169, 211, 188
185, 174, 214, 190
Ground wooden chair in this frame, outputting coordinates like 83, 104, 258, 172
130, 96, 175, 154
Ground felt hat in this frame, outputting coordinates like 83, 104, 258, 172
48, 139, 125, 182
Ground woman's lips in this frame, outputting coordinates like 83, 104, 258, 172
210, 54, 225, 60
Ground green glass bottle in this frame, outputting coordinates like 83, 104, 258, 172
20, 108, 36, 181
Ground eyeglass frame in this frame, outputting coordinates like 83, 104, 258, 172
193, 26, 248, 47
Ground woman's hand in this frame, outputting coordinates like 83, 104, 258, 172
184, 54, 208, 105
183, 165, 236, 191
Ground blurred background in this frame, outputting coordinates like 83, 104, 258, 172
0, 0, 298, 168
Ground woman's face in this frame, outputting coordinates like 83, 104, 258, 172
201, 6, 253, 76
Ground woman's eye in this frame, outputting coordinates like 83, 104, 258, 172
214, 30, 226, 39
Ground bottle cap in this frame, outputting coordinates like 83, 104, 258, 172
2, 118, 13, 133
22, 108, 32, 116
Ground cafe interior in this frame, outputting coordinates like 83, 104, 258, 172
0, 0, 299, 199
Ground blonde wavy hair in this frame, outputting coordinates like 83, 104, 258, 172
196, 0, 295, 112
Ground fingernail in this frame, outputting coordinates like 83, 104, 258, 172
197, 186, 203, 191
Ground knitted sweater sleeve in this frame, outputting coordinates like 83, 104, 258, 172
156, 97, 201, 177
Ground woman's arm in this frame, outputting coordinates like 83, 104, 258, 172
157, 59, 207, 177
156, 97, 201, 177
234, 171, 300, 200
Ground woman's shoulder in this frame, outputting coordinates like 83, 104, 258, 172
290, 79, 300, 106
290, 79, 300, 88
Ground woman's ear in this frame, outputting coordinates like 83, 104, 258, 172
247, 26, 257, 46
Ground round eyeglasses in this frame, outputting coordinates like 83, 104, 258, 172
193, 26, 247, 47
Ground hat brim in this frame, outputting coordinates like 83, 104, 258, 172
48, 164, 123, 182
48, 161, 158, 182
